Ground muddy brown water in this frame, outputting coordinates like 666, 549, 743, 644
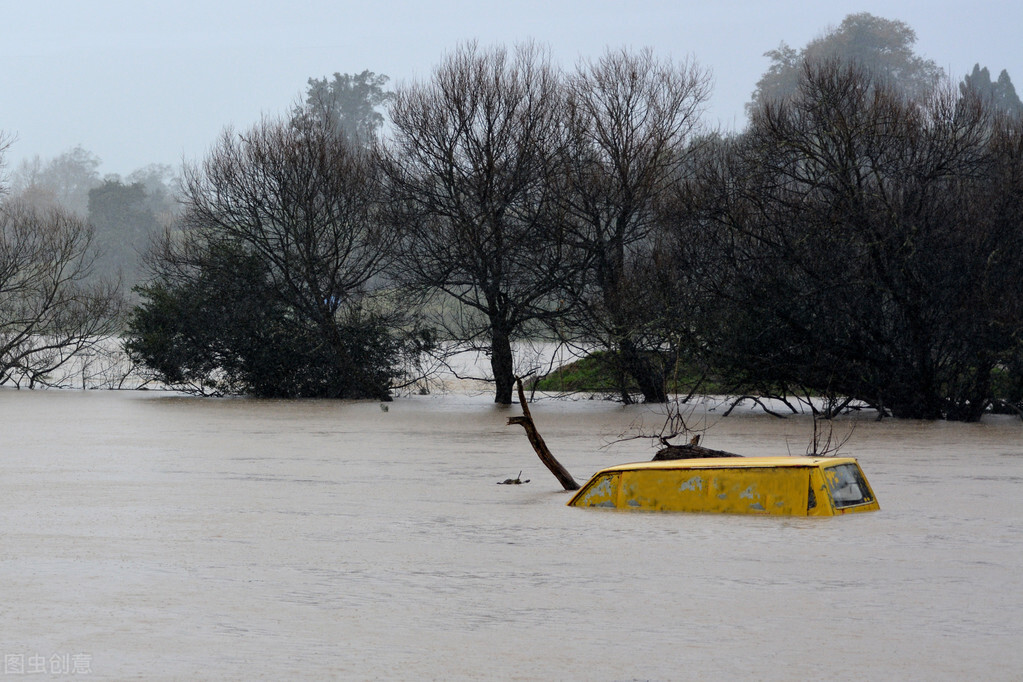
1, 388, 1021, 680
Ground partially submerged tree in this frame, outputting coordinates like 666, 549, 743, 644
558, 47, 711, 403
126, 115, 424, 398
0, 200, 122, 387
383, 42, 572, 404
675, 62, 1023, 420
0, 134, 116, 387
126, 241, 409, 397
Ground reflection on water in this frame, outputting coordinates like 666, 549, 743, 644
1, 389, 1021, 680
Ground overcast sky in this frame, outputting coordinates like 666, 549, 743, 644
2, 1, 1020, 177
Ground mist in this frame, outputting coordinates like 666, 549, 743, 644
3, 0, 1020, 177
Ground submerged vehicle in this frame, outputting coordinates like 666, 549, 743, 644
567, 456, 879, 516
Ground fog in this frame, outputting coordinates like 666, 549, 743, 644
2, 0, 1021, 177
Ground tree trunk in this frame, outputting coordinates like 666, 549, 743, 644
619, 337, 668, 403
507, 379, 580, 490
491, 326, 515, 404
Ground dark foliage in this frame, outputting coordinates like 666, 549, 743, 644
125, 113, 418, 399
126, 244, 401, 399
671, 62, 1023, 421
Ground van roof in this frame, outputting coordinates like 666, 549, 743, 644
598, 456, 858, 473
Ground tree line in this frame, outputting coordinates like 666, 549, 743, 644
0, 140, 179, 388
3, 15, 1022, 420
125, 42, 1023, 419
122, 45, 714, 404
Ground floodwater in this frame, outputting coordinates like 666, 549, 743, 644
1, 388, 1021, 680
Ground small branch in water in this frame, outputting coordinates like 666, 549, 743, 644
497, 471, 530, 485
722, 395, 791, 418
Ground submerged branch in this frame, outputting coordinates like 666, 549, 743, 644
507, 378, 580, 491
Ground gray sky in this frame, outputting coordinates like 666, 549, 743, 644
2, 1, 1019, 177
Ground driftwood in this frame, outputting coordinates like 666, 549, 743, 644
652, 436, 745, 461
507, 379, 580, 491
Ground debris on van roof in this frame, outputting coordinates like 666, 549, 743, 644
652, 441, 745, 461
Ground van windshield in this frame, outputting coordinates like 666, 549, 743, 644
824, 463, 874, 508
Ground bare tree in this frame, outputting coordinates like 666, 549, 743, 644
182, 116, 392, 323
558, 47, 711, 403
383, 42, 572, 404
0, 200, 122, 387
9, 145, 102, 216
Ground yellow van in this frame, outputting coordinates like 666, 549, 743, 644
567, 456, 879, 516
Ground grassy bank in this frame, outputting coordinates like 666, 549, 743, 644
533, 351, 728, 395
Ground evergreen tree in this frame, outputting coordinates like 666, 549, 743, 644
962, 64, 1023, 115
295, 70, 394, 145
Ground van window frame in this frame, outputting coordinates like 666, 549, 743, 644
822, 462, 875, 509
